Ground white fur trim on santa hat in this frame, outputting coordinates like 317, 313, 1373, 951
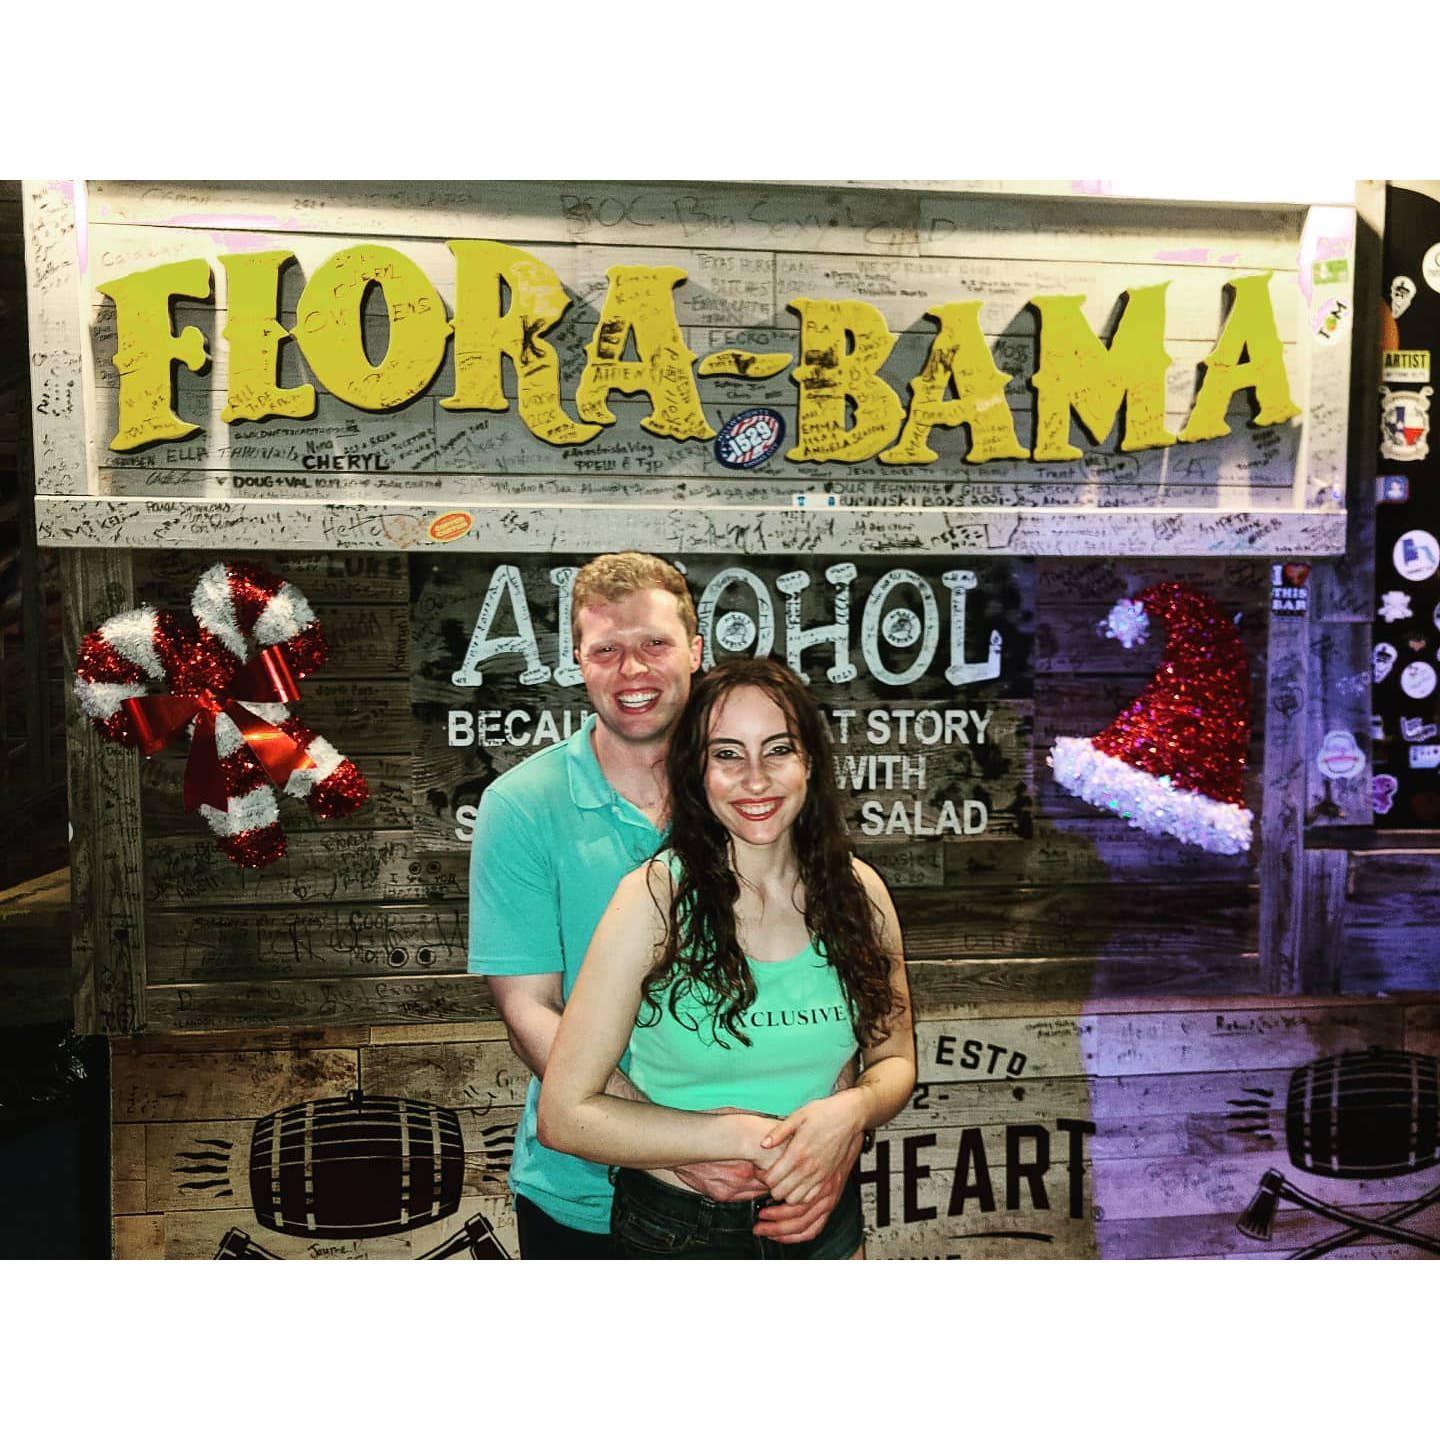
1103, 598, 1150, 650
1049, 736, 1253, 855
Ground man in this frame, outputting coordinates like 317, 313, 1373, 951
468, 552, 857, 1258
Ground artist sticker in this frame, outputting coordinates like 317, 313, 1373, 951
1409, 744, 1440, 770
1423, 243, 1440, 293
1382, 349, 1431, 384
1391, 276, 1417, 319
1401, 660, 1438, 699
1373, 774, 1399, 814
1374, 642, 1399, 683
1270, 561, 1310, 615
1314, 298, 1350, 344
714, 408, 785, 470
1379, 590, 1414, 623
1393, 530, 1440, 583
1317, 729, 1364, 779
1401, 716, 1439, 742
1380, 387, 1433, 462
1377, 474, 1410, 504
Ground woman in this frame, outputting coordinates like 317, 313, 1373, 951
538, 656, 915, 1259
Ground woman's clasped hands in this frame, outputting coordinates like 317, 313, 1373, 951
747, 1091, 870, 1206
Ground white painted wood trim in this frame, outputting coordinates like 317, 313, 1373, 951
23, 180, 94, 497
34, 495, 1348, 556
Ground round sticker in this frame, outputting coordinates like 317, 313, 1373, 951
1317, 729, 1364, 779
714, 408, 785, 470
881, 608, 923, 647
1423, 243, 1440, 294
1394, 530, 1439, 583
714, 611, 757, 652
428, 510, 473, 543
1401, 660, 1437, 699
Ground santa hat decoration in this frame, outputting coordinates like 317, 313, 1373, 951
75, 560, 368, 867
1047, 580, 1254, 854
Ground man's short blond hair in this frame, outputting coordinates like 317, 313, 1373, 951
571, 552, 697, 649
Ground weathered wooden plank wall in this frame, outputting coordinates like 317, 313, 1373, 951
107, 995, 1440, 1260
29, 180, 1352, 555
1, 179, 66, 896
110, 547, 1270, 1033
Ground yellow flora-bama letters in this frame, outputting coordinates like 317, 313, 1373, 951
98, 259, 213, 451
1179, 273, 1302, 442
98, 243, 1302, 463
1030, 284, 1177, 460
219, 251, 315, 425
881, 301, 1028, 466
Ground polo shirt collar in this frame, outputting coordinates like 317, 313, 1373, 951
564, 714, 664, 833
564, 714, 611, 810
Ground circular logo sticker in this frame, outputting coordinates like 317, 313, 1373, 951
1401, 660, 1437, 699
1423, 243, 1440, 293
1394, 530, 1439, 582
1317, 729, 1364, 779
714, 612, 758, 652
881, 608, 923, 647
714, 408, 785, 470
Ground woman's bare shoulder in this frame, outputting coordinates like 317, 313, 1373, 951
849, 856, 902, 940
609, 857, 675, 927
849, 855, 890, 899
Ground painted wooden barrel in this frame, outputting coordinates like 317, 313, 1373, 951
249, 1091, 464, 1238
1286, 1048, 1440, 1179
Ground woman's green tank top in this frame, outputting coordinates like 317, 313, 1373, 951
627, 938, 859, 1118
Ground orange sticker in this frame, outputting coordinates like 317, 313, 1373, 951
428, 511, 473, 543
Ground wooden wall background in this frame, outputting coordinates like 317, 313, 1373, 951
18, 179, 1440, 1259
109, 995, 1440, 1260
88, 549, 1274, 1034
28, 180, 1350, 554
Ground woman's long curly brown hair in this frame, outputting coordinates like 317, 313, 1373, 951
639, 656, 899, 1049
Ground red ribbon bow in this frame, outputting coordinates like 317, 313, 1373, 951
122, 645, 315, 812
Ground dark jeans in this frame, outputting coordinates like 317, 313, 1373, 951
611, 1166, 864, 1260
514, 1193, 617, 1260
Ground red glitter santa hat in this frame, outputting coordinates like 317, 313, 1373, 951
1047, 581, 1254, 854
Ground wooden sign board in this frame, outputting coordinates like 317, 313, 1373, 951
411, 553, 1034, 850
26, 180, 1352, 558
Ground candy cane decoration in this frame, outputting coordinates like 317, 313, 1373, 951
75, 560, 368, 867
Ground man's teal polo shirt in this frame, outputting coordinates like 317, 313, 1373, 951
467, 713, 662, 1234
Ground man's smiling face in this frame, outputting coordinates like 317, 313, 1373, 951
575, 588, 703, 746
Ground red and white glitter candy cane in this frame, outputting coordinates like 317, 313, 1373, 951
74, 560, 369, 867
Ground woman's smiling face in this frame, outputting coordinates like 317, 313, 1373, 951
702, 684, 810, 848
